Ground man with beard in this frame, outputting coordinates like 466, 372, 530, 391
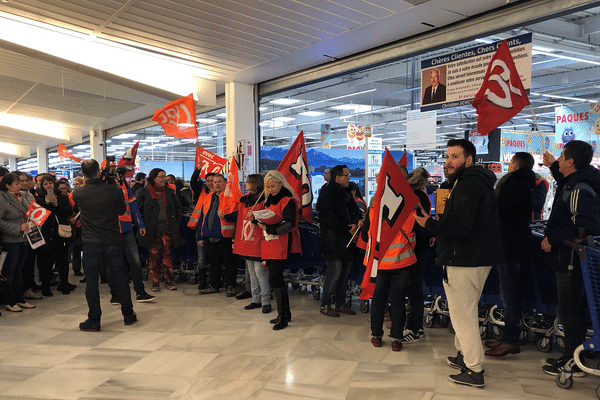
415, 139, 503, 388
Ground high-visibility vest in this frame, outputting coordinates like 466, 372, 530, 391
261, 196, 302, 260
188, 191, 211, 229
363, 209, 416, 271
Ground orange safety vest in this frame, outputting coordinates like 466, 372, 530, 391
232, 199, 264, 258
363, 209, 416, 271
188, 191, 211, 229
117, 182, 133, 224
191, 191, 235, 238
261, 196, 302, 260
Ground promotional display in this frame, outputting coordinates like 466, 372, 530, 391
420, 33, 532, 112
555, 104, 600, 158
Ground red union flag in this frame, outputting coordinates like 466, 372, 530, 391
219, 156, 242, 215
398, 151, 407, 167
360, 149, 418, 300
57, 143, 81, 163
277, 131, 313, 224
25, 201, 51, 226
152, 94, 198, 139
195, 145, 227, 179
472, 40, 530, 135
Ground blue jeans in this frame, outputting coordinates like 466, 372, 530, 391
320, 258, 353, 309
556, 269, 588, 359
1, 242, 29, 306
107, 231, 146, 296
247, 259, 270, 305
371, 268, 410, 340
497, 261, 523, 345
83, 242, 134, 321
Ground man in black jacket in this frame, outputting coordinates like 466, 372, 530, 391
485, 152, 536, 357
72, 159, 137, 331
317, 165, 362, 317
415, 139, 503, 388
541, 140, 600, 376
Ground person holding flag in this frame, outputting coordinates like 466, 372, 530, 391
415, 139, 504, 388
0, 173, 36, 312
255, 170, 301, 330
361, 164, 417, 352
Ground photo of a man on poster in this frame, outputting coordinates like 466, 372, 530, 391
422, 67, 447, 105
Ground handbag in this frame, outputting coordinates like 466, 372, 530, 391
56, 215, 72, 238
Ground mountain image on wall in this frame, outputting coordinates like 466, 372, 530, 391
260, 146, 386, 171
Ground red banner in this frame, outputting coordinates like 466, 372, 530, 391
25, 201, 51, 226
472, 40, 530, 135
219, 156, 242, 215
195, 145, 227, 179
276, 131, 313, 224
57, 143, 81, 163
398, 151, 407, 167
360, 149, 418, 299
152, 94, 198, 139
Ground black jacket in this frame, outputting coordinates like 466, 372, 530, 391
35, 192, 73, 242
496, 168, 536, 262
545, 161, 600, 271
317, 181, 361, 260
136, 185, 184, 250
72, 178, 125, 245
425, 165, 504, 267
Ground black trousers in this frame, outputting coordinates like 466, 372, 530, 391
205, 238, 236, 289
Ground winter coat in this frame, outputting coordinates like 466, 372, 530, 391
0, 190, 34, 243
316, 181, 361, 260
545, 161, 600, 272
496, 168, 536, 262
135, 185, 184, 250
425, 165, 504, 267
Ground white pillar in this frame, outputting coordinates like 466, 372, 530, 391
37, 145, 48, 174
225, 82, 257, 177
89, 127, 105, 162
8, 157, 17, 172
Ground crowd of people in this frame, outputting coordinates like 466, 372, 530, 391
0, 138, 597, 389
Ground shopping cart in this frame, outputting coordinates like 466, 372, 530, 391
555, 238, 600, 395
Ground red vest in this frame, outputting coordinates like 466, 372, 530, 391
261, 196, 302, 260
232, 200, 264, 258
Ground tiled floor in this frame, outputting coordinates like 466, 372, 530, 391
0, 275, 599, 400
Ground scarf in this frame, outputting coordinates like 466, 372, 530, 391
148, 183, 169, 225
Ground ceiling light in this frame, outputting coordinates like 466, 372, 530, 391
112, 133, 137, 140
270, 99, 300, 105
530, 92, 594, 103
259, 107, 268, 111
532, 45, 554, 52
196, 118, 217, 124
177, 123, 195, 128
475, 38, 494, 43
272, 117, 295, 122
332, 104, 372, 113
299, 111, 325, 117
0, 113, 69, 140
259, 121, 272, 127
215, 113, 227, 118
531, 51, 600, 66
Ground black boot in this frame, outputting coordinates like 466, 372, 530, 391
272, 287, 287, 330
282, 285, 291, 323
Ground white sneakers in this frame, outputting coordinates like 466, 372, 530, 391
17, 302, 36, 309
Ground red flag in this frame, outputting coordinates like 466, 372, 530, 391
152, 94, 198, 139
398, 151, 407, 167
195, 145, 227, 179
360, 149, 418, 299
57, 144, 81, 163
276, 131, 313, 224
219, 156, 242, 215
472, 40, 530, 135
25, 201, 51, 226
117, 141, 139, 177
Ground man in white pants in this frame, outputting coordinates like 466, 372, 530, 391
415, 139, 504, 388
